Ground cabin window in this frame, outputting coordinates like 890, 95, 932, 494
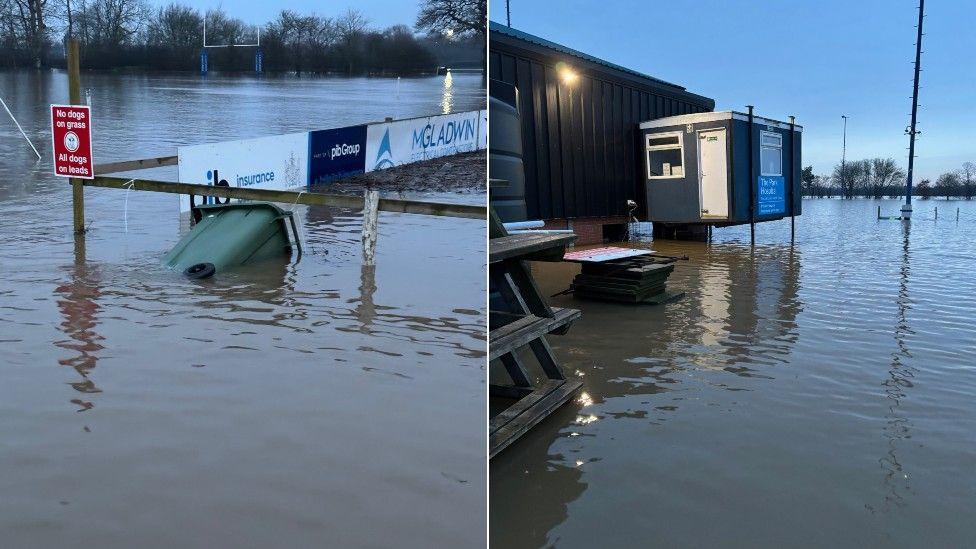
646, 132, 684, 179
760, 131, 783, 176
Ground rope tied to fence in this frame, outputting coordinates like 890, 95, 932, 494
122, 179, 136, 232
290, 190, 305, 212
287, 189, 314, 255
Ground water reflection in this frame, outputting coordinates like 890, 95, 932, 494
1, 70, 487, 548
490, 405, 587, 549
706, 245, 802, 376
355, 264, 378, 330
491, 242, 804, 546
441, 70, 454, 114
876, 221, 917, 512
54, 255, 104, 407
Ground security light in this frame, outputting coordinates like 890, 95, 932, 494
558, 65, 578, 85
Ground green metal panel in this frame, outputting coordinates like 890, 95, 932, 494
163, 202, 297, 274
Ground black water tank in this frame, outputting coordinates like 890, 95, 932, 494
489, 79, 527, 222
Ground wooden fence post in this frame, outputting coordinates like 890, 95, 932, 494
362, 189, 379, 266
67, 39, 85, 234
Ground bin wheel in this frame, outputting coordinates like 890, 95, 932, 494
184, 262, 216, 279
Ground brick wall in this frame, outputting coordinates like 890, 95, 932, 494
543, 216, 629, 246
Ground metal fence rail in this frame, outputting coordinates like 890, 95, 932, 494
88, 176, 485, 220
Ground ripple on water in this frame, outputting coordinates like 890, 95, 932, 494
0, 71, 486, 548
492, 199, 976, 549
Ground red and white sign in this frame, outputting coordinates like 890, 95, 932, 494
50, 104, 93, 179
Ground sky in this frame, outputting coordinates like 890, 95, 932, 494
490, 0, 976, 179
145, 0, 422, 31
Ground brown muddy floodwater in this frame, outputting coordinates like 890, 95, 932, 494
0, 71, 485, 547
492, 199, 976, 548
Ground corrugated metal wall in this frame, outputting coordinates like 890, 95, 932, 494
489, 40, 713, 220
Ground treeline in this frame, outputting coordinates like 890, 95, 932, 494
0, 0, 484, 74
802, 159, 976, 200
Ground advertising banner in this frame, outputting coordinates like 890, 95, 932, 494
757, 175, 786, 216
364, 110, 484, 172
308, 125, 367, 185
177, 131, 308, 212
175, 110, 484, 212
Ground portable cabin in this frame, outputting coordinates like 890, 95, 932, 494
639, 111, 802, 226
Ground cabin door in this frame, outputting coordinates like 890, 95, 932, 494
698, 128, 729, 220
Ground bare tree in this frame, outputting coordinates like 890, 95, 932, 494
145, 3, 201, 46
265, 10, 335, 75
334, 8, 368, 73
916, 178, 932, 199
934, 172, 962, 200
832, 159, 870, 199
77, 0, 147, 48
801, 167, 832, 198
203, 7, 246, 47
143, 3, 201, 69
48, 0, 72, 38
0, 0, 22, 66
416, 0, 485, 71
1, 2, 456, 73
8, 0, 49, 67
416, 0, 485, 37
961, 161, 975, 200
869, 158, 905, 198
335, 8, 367, 37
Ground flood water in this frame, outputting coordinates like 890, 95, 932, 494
0, 71, 485, 547
492, 199, 976, 548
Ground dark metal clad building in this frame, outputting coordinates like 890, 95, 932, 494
488, 21, 715, 221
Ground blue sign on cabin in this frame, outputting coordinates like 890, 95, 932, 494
757, 175, 786, 216
308, 125, 368, 186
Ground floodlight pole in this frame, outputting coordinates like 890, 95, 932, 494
903, 0, 925, 220
841, 115, 847, 174
506, 0, 511, 26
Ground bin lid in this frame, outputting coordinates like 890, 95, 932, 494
163, 202, 294, 274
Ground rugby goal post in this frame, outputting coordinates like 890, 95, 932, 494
200, 20, 263, 75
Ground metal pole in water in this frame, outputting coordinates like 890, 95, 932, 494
903, 0, 925, 220
789, 115, 796, 244
0, 94, 42, 160
841, 115, 848, 177
67, 39, 86, 235
935, 206, 938, 220
747, 105, 755, 246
